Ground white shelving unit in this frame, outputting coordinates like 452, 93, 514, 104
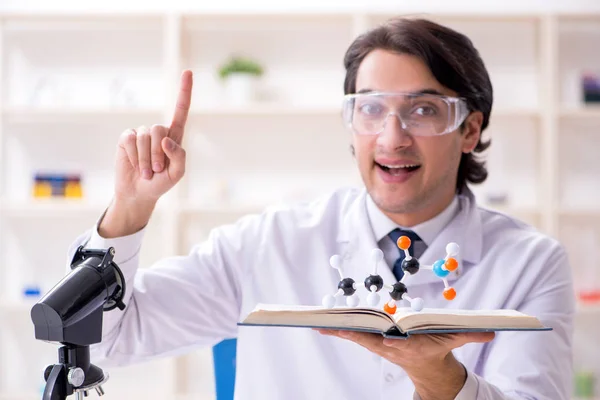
0, 8, 599, 400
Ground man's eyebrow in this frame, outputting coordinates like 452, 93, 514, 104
355, 88, 446, 96
413, 88, 445, 96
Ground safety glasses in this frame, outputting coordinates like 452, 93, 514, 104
342, 91, 470, 136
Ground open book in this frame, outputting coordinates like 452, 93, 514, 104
238, 304, 551, 338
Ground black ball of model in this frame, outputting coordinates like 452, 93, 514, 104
338, 277, 356, 295
364, 274, 384, 292
390, 282, 408, 301
402, 258, 420, 275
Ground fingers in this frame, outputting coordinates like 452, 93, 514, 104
162, 137, 186, 181
136, 126, 153, 180
337, 330, 384, 347
150, 124, 168, 172
456, 331, 495, 344
119, 124, 183, 182
119, 128, 139, 171
169, 70, 193, 145
318, 329, 390, 353
381, 331, 495, 352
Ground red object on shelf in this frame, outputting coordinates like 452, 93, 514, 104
578, 290, 600, 303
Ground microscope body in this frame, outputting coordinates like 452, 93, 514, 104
30, 246, 126, 400
43, 345, 107, 400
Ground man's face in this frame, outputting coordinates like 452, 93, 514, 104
351, 49, 482, 225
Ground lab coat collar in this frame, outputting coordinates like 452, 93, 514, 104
336, 186, 482, 286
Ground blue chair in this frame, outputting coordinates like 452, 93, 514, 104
212, 338, 237, 400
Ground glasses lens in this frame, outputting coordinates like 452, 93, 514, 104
343, 93, 463, 136
352, 95, 388, 135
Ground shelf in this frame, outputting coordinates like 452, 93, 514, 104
557, 127, 600, 211
0, 299, 35, 314
1, 16, 164, 33
0, 198, 274, 219
559, 209, 600, 218
191, 103, 341, 117
577, 303, 600, 314
560, 106, 600, 119
0, 198, 275, 219
0, 198, 184, 220
491, 108, 541, 118
182, 12, 354, 31
0, 198, 107, 218
0, 393, 40, 400
178, 202, 267, 216
2, 107, 163, 124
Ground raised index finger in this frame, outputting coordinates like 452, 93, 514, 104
169, 69, 193, 144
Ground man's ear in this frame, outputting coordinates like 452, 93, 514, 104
461, 111, 483, 153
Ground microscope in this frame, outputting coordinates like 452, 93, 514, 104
30, 246, 127, 400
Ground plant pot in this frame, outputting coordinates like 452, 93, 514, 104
223, 73, 258, 106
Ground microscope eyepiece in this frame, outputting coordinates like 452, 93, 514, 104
31, 246, 126, 345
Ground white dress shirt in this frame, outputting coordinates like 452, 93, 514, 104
366, 193, 460, 267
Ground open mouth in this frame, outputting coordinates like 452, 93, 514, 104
376, 162, 421, 175
375, 161, 421, 183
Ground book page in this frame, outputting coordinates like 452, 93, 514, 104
392, 307, 530, 320
252, 303, 391, 317
391, 307, 544, 332
242, 303, 395, 332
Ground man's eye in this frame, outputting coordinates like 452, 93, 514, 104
413, 106, 437, 116
359, 103, 383, 115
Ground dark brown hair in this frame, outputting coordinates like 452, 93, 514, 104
343, 17, 493, 193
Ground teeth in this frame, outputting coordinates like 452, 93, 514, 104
381, 164, 419, 169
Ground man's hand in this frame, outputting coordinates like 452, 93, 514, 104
317, 329, 494, 399
99, 70, 193, 238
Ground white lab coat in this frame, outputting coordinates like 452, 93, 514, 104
68, 186, 575, 400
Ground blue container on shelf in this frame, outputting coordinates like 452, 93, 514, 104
212, 338, 237, 400
23, 285, 41, 298
582, 72, 600, 103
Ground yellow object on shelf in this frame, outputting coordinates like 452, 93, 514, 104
33, 181, 53, 198
64, 181, 83, 198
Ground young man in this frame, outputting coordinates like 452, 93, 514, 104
69, 18, 574, 399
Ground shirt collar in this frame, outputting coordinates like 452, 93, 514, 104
365, 193, 461, 246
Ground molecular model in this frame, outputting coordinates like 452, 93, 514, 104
322, 235, 460, 314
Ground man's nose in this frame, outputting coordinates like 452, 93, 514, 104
376, 113, 413, 149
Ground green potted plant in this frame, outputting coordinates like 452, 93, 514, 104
218, 56, 264, 105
